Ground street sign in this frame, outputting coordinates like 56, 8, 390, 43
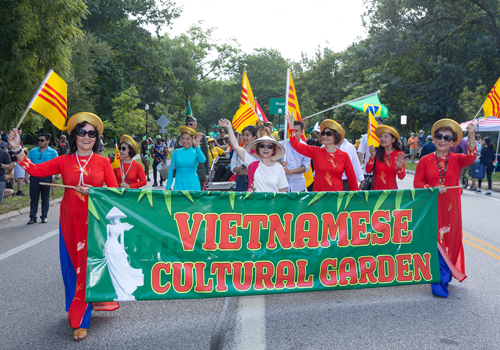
401, 115, 407, 125
270, 98, 286, 115
159, 128, 168, 134
156, 115, 170, 128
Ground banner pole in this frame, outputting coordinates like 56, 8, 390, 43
303, 90, 381, 120
283, 68, 291, 162
495, 131, 500, 174
15, 69, 53, 129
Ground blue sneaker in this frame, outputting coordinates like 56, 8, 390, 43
485, 191, 492, 196
476, 189, 482, 193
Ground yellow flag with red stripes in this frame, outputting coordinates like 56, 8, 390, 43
111, 144, 121, 169
232, 103, 259, 133
367, 111, 380, 147
30, 70, 68, 130
286, 70, 313, 187
287, 72, 302, 122
483, 77, 500, 118
239, 70, 256, 112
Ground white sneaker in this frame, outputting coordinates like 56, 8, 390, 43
476, 189, 482, 193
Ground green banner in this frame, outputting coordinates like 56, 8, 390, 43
86, 188, 440, 302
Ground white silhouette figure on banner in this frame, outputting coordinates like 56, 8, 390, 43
104, 207, 144, 301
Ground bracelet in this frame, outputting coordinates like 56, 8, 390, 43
11, 147, 23, 156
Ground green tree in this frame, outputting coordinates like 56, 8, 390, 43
104, 85, 149, 138
0, 0, 87, 131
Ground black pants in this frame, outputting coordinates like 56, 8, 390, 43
213, 165, 233, 182
152, 160, 164, 183
30, 176, 52, 219
478, 168, 493, 190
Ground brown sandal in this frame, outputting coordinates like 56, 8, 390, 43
73, 328, 88, 341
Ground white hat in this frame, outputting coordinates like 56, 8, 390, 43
247, 136, 286, 161
105, 207, 127, 220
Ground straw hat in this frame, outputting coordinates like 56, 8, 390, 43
375, 125, 400, 141
319, 119, 344, 143
105, 207, 127, 220
179, 126, 198, 137
67, 112, 103, 136
247, 136, 285, 161
120, 135, 139, 155
207, 138, 216, 143
431, 119, 463, 147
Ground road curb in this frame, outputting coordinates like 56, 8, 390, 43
0, 197, 63, 222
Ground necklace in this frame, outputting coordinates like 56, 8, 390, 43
120, 160, 133, 182
434, 152, 449, 185
75, 151, 94, 186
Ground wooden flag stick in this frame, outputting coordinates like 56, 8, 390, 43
40, 182, 77, 189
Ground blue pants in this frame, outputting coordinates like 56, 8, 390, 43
29, 175, 52, 220
431, 250, 452, 297
236, 175, 248, 191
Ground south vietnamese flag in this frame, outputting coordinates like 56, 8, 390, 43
29, 69, 68, 130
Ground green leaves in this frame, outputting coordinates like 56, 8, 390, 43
164, 191, 172, 217
229, 192, 235, 211
138, 189, 153, 208
88, 198, 100, 221
395, 190, 404, 210
337, 192, 345, 212
374, 190, 391, 212
308, 192, 326, 207
344, 192, 355, 210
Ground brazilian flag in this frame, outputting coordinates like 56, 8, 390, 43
348, 94, 389, 118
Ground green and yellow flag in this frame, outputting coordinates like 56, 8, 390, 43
349, 94, 389, 118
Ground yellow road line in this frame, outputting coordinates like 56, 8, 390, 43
463, 232, 500, 254
463, 239, 500, 262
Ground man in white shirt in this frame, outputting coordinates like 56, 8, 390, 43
337, 137, 365, 190
357, 116, 384, 188
279, 120, 311, 192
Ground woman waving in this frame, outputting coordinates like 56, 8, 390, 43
284, 112, 358, 192
365, 125, 405, 190
414, 119, 477, 297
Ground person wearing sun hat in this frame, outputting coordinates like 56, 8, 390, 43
284, 113, 358, 192
166, 125, 206, 190
113, 135, 147, 189
218, 119, 288, 192
174, 115, 210, 189
365, 125, 406, 190
207, 137, 226, 167
414, 119, 477, 297
7, 112, 120, 341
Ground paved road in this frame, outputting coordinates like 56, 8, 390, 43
1, 174, 499, 349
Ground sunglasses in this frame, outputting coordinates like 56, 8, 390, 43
76, 129, 98, 138
120, 147, 128, 151
38, 139, 47, 142
259, 144, 274, 150
185, 123, 195, 126
434, 133, 453, 142
321, 130, 334, 137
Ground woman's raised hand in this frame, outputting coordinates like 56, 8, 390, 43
218, 119, 231, 129
193, 133, 203, 148
466, 122, 476, 135
395, 152, 405, 169
369, 145, 376, 159
285, 112, 294, 127
7, 128, 21, 150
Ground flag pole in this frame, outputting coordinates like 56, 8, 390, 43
303, 90, 381, 120
283, 68, 291, 161
15, 69, 53, 129
472, 103, 484, 122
